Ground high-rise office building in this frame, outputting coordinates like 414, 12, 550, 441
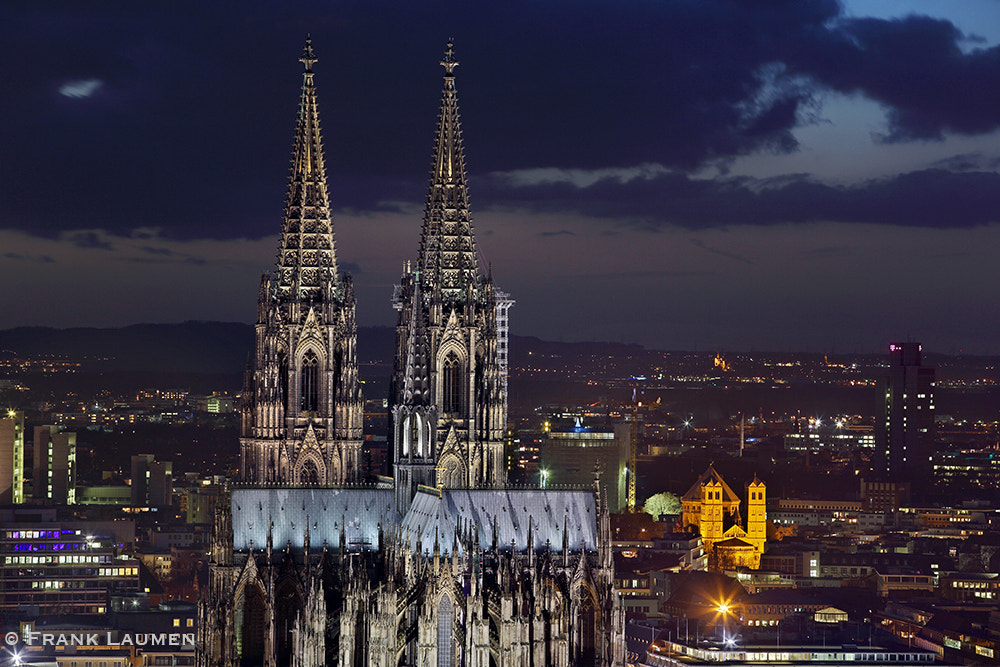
32, 425, 76, 505
540, 422, 630, 511
131, 454, 174, 507
877, 342, 935, 483
0, 410, 25, 504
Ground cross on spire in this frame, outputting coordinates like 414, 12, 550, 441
300, 36, 317, 72
441, 41, 458, 76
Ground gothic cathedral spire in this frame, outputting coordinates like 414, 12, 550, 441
277, 37, 339, 302
418, 42, 480, 299
391, 43, 508, 505
240, 39, 363, 486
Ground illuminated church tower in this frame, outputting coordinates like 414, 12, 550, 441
390, 43, 507, 503
239, 39, 363, 485
200, 42, 623, 667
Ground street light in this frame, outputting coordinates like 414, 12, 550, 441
716, 601, 734, 647
540, 469, 548, 489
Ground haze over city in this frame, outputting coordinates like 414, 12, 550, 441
3, 1, 1000, 353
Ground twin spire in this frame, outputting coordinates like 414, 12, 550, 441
277, 37, 338, 302
277, 39, 481, 304
417, 42, 482, 300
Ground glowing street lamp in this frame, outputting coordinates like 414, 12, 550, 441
540, 469, 549, 489
716, 601, 735, 646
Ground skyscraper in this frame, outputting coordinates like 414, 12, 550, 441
0, 410, 25, 504
877, 342, 936, 484
32, 425, 76, 504
238, 38, 363, 486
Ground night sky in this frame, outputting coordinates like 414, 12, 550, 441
3, 1, 1000, 354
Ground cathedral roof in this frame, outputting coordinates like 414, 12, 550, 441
275, 37, 340, 302
230, 486, 600, 555
231, 488, 395, 552
681, 464, 741, 503
400, 488, 599, 554
417, 42, 481, 300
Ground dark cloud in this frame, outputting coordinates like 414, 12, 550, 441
538, 230, 575, 237
3, 252, 55, 263
67, 232, 114, 250
802, 15, 1000, 142
801, 245, 854, 259
1, 1, 999, 243
140, 246, 177, 256
690, 239, 754, 265
929, 152, 1000, 172
478, 167, 1000, 229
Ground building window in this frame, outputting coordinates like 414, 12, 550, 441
301, 351, 319, 413
442, 352, 462, 414
437, 595, 454, 667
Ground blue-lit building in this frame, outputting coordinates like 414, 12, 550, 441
1, 522, 140, 616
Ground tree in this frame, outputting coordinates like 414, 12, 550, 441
643, 492, 681, 520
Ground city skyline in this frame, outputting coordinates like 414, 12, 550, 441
3, 1, 1000, 354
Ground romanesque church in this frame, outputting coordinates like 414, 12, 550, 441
197, 40, 623, 667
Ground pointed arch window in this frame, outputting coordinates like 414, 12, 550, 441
442, 351, 463, 414
301, 351, 319, 413
278, 352, 289, 408
236, 584, 266, 667
578, 593, 597, 664
409, 412, 423, 458
437, 595, 454, 667
300, 459, 319, 485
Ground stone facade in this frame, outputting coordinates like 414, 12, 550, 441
198, 41, 623, 667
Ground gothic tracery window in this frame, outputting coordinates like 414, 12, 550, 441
442, 351, 462, 414
409, 412, 422, 458
437, 595, 454, 667
237, 585, 266, 667
301, 351, 319, 413
300, 458, 319, 485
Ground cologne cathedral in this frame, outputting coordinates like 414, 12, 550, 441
197, 41, 624, 667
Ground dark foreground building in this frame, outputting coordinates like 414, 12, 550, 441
198, 41, 623, 667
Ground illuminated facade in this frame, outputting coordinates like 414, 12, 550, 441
238, 39, 363, 486
876, 342, 935, 483
32, 425, 76, 505
389, 42, 508, 504
0, 409, 25, 504
540, 422, 629, 511
0, 525, 139, 615
681, 465, 766, 569
199, 42, 623, 667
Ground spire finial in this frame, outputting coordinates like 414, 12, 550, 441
441, 41, 458, 76
300, 36, 317, 72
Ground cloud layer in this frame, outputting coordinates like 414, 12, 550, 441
2, 1, 999, 240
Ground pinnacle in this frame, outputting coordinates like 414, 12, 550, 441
418, 41, 480, 299
277, 39, 339, 302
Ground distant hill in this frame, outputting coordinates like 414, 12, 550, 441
0, 322, 254, 374
0, 323, 656, 375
